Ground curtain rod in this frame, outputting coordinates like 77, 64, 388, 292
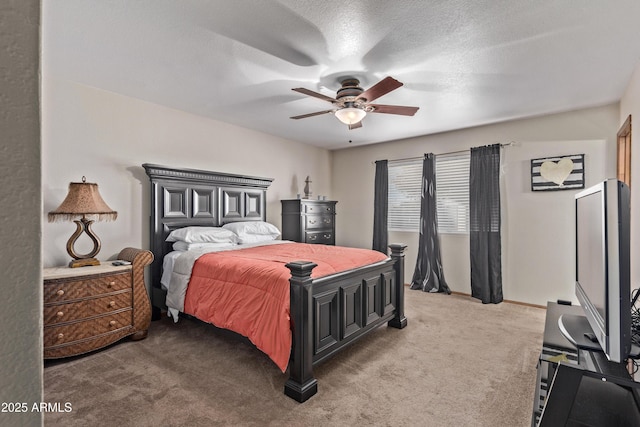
375, 141, 516, 164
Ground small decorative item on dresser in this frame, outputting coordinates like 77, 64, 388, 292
48, 176, 117, 267
42, 248, 153, 359
304, 175, 312, 199
281, 199, 337, 245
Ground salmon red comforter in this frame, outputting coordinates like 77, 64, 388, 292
182, 242, 388, 372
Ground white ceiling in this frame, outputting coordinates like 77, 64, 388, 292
43, 1, 640, 150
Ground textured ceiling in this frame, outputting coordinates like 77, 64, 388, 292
43, 0, 640, 150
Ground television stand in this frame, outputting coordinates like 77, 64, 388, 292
557, 313, 604, 352
531, 302, 582, 426
532, 302, 640, 426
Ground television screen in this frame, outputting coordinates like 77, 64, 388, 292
576, 187, 606, 325
575, 179, 631, 363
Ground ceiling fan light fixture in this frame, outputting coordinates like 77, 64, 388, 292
292, 76, 417, 131
334, 107, 366, 125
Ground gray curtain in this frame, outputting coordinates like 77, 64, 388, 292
372, 160, 388, 254
411, 154, 450, 294
470, 144, 503, 304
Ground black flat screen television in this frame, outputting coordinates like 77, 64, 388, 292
574, 179, 631, 363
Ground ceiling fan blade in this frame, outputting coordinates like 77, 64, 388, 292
357, 76, 403, 103
348, 121, 363, 130
290, 109, 334, 120
292, 88, 337, 103
369, 104, 419, 116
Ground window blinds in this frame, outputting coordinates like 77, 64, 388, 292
387, 152, 470, 234
388, 158, 422, 231
436, 152, 470, 234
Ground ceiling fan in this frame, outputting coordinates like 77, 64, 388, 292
290, 76, 419, 130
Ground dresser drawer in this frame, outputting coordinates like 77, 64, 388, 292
44, 328, 134, 359
304, 203, 335, 214
44, 291, 132, 326
305, 214, 334, 230
44, 309, 133, 348
44, 271, 130, 303
305, 231, 334, 245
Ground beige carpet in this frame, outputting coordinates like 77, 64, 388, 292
44, 291, 546, 427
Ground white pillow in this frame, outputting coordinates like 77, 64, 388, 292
234, 234, 279, 244
222, 221, 280, 243
172, 241, 236, 251
165, 226, 238, 244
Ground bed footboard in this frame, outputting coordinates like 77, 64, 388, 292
387, 244, 408, 329
284, 244, 407, 402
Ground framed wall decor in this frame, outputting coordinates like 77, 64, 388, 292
531, 154, 585, 191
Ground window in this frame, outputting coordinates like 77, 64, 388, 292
436, 152, 470, 233
388, 152, 470, 234
388, 158, 422, 231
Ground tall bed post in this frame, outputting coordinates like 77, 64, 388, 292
284, 260, 318, 402
388, 243, 408, 329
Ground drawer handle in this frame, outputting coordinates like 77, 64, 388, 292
309, 220, 317, 224
56, 311, 64, 317
56, 290, 65, 296
109, 320, 117, 327
308, 235, 317, 241
107, 281, 115, 288
323, 218, 331, 224
324, 234, 332, 239
326, 207, 331, 211
109, 301, 116, 308
57, 333, 64, 340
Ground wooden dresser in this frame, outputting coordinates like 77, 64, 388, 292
281, 199, 337, 245
43, 248, 153, 359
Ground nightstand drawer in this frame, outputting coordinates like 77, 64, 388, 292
305, 231, 334, 245
305, 214, 334, 230
44, 329, 134, 359
44, 328, 131, 359
44, 271, 130, 303
44, 309, 133, 348
44, 291, 132, 325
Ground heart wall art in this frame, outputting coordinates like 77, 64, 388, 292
530, 154, 585, 191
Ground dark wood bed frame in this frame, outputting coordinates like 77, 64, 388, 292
142, 163, 407, 402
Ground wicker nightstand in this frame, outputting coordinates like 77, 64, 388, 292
43, 248, 153, 359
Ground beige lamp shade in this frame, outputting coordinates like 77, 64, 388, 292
48, 177, 117, 267
48, 178, 117, 222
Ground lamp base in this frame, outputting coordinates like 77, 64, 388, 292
69, 258, 100, 268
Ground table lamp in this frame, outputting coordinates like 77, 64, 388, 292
48, 176, 117, 268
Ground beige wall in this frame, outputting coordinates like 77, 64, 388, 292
0, 0, 43, 425
620, 60, 640, 299
41, 78, 333, 269
332, 104, 619, 306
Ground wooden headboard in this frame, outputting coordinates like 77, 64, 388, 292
142, 163, 274, 315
